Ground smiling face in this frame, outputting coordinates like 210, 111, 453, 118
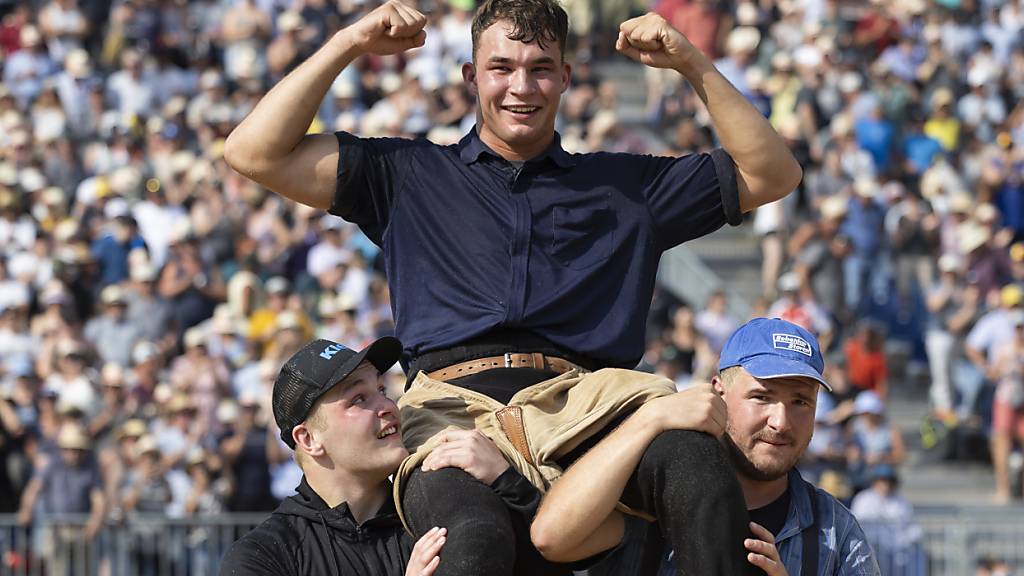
463, 21, 570, 161
294, 362, 407, 480
714, 367, 818, 482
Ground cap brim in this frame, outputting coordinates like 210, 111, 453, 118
739, 356, 832, 391
324, 336, 403, 392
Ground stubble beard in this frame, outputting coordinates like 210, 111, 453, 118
723, 429, 796, 483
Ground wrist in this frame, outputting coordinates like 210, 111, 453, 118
673, 52, 713, 81
629, 403, 665, 441
330, 29, 365, 61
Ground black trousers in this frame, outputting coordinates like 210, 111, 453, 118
402, 418, 760, 576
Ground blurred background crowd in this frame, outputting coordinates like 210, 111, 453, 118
0, 0, 1022, 572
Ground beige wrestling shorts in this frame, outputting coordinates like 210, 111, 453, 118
392, 367, 675, 530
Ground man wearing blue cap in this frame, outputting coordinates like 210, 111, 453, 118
532, 318, 880, 575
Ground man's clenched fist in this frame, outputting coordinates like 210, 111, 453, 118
615, 12, 703, 74
343, 0, 428, 56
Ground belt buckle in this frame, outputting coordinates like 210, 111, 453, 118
504, 352, 513, 368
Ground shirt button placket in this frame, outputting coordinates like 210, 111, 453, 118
505, 166, 530, 324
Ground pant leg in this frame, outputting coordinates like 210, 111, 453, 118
403, 467, 572, 576
620, 430, 760, 576
924, 330, 954, 413
843, 255, 866, 312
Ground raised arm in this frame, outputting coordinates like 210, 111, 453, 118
616, 13, 802, 212
530, 384, 726, 562
223, 0, 427, 210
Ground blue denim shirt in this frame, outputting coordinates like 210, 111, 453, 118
773, 470, 881, 575
658, 470, 880, 576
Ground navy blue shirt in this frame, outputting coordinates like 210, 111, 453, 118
329, 128, 741, 368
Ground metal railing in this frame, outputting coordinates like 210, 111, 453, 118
0, 514, 267, 576
2, 512, 1023, 575
861, 513, 1024, 576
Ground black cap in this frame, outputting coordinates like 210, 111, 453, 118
272, 337, 402, 448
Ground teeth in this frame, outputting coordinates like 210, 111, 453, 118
378, 426, 397, 439
505, 106, 538, 113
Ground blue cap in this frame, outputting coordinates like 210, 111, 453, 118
718, 318, 830, 391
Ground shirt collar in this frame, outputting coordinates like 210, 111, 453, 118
775, 469, 817, 544
458, 125, 576, 168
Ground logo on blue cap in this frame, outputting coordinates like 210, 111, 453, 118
719, 318, 831, 390
772, 333, 812, 357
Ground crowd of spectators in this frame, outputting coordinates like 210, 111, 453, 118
632, 0, 1024, 509
0, 0, 1022, 571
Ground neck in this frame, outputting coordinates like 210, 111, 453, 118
306, 468, 389, 524
738, 472, 790, 510
475, 122, 553, 163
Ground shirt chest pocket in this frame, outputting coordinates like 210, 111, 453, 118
551, 199, 615, 270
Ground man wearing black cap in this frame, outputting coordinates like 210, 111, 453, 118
219, 337, 540, 576
532, 319, 880, 575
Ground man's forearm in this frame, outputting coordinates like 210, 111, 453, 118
676, 56, 802, 212
531, 409, 659, 560
225, 33, 360, 177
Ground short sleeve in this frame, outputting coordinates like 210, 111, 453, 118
964, 316, 991, 352
643, 148, 742, 250
329, 132, 420, 245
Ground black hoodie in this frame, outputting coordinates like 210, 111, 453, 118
220, 470, 541, 575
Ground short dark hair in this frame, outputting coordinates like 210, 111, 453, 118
471, 0, 569, 60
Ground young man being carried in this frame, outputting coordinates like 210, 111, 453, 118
225, 0, 802, 573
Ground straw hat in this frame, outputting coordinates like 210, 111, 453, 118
937, 254, 961, 274
165, 394, 194, 414
101, 363, 126, 387
948, 192, 973, 214
277, 11, 304, 32
275, 310, 302, 332
130, 262, 157, 283
57, 425, 92, 451
184, 327, 207, 349
134, 435, 161, 458
726, 27, 761, 55
20, 26, 42, 48
64, 49, 92, 79
957, 223, 990, 254
853, 178, 878, 199
931, 88, 954, 109
101, 285, 127, 305
332, 80, 357, 99
974, 203, 999, 224
117, 419, 148, 440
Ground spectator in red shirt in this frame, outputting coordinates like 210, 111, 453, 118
656, 0, 725, 59
845, 321, 889, 398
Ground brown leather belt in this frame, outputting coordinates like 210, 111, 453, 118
425, 352, 581, 381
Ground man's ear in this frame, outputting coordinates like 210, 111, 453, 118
560, 62, 572, 94
293, 424, 323, 458
462, 62, 478, 97
711, 375, 726, 397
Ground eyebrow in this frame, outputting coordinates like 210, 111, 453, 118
748, 384, 816, 404
487, 56, 557, 65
